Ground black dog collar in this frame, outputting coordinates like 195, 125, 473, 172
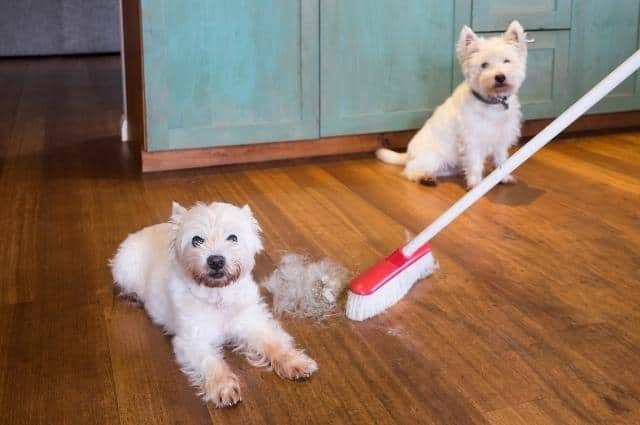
471, 90, 509, 110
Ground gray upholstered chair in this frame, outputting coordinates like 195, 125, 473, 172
0, 0, 120, 56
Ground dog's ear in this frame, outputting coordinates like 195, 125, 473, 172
457, 25, 479, 61
504, 20, 527, 53
241, 204, 258, 225
170, 201, 187, 225
242, 204, 264, 253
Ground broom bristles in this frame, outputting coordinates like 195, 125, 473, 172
345, 252, 437, 321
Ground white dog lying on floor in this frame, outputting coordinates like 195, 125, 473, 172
110, 202, 317, 408
377, 21, 527, 189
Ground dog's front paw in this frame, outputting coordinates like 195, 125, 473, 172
272, 349, 318, 381
465, 175, 482, 190
204, 372, 242, 408
419, 174, 438, 187
500, 174, 517, 185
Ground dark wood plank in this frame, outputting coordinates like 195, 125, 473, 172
0, 58, 124, 425
0, 303, 119, 425
0, 60, 44, 304
105, 302, 213, 425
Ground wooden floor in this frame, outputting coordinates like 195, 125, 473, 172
1, 56, 639, 425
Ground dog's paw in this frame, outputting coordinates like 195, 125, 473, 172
465, 175, 482, 190
204, 372, 242, 408
419, 175, 438, 186
272, 349, 318, 381
500, 174, 517, 185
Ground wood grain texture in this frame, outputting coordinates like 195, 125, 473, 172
1, 55, 640, 424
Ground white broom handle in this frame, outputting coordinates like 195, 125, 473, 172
403, 49, 640, 257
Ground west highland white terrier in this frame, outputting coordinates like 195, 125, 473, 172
110, 202, 318, 408
377, 21, 527, 189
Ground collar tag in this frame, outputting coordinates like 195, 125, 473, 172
472, 90, 509, 110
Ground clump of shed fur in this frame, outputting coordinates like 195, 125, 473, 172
261, 254, 349, 319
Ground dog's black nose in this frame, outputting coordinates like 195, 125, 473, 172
495, 73, 506, 83
207, 255, 225, 270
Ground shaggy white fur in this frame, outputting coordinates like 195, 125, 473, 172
110, 202, 317, 408
376, 21, 527, 189
262, 254, 349, 319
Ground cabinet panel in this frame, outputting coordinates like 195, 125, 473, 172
570, 0, 640, 114
520, 31, 570, 119
472, 0, 571, 31
140, 0, 319, 151
320, 0, 470, 137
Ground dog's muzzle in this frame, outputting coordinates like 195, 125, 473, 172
195, 262, 242, 288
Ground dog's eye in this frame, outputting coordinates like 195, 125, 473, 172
191, 236, 205, 247
226, 234, 238, 243
504, 59, 510, 64
481, 62, 489, 69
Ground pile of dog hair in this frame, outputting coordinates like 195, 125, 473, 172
261, 254, 349, 319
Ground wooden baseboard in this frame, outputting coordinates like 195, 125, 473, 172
141, 132, 412, 172
521, 110, 640, 137
141, 111, 640, 172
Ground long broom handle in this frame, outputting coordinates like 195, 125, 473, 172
403, 49, 640, 257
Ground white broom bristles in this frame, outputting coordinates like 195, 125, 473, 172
345, 252, 437, 321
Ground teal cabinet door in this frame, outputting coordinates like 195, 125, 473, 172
320, 0, 470, 137
140, 0, 319, 151
570, 0, 640, 114
472, 0, 571, 31
519, 31, 570, 119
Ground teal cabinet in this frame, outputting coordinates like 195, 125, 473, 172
140, 0, 319, 151
125, 1, 640, 157
319, 0, 469, 137
570, 0, 640, 114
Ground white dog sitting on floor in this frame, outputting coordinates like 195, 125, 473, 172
377, 21, 527, 189
110, 202, 317, 408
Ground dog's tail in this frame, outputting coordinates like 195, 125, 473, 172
376, 148, 408, 165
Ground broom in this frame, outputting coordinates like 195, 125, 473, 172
346, 49, 640, 321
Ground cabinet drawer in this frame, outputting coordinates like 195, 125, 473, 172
472, 0, 572, 31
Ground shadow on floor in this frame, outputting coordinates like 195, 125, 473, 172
486, 179, 546, 206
